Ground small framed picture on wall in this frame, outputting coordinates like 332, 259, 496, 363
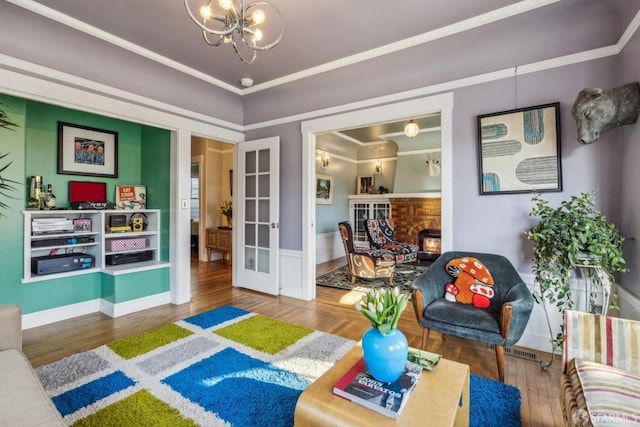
316, 174, 333, 205
57, 122, 118, 178
357, 175, 374, 194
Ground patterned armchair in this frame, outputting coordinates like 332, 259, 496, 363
364, 218, 419, 264
338, 222, 396, 285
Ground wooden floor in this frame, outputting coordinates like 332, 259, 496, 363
22, 257, 563, 426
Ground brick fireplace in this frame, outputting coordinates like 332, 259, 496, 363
389, 197, 441, 255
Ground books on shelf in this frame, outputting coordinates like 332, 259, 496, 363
332, 358, 422, 419
408, 347, 441, 371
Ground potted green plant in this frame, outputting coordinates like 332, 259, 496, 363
526, 191, 626, 363
0, 104, 20, 216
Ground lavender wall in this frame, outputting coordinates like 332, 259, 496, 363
0, 0, 632, 277
449, 58, 621, 273
619, 30, 640, 300
246, 57, 623, 274
0, 1, 243, 125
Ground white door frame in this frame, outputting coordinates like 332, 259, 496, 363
301, 92, 455, 301
191, 154, 206, 260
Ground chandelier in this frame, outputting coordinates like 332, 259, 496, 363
184, 0, 284, 64
404, 120, 420, 138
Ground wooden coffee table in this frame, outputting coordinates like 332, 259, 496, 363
295, 345, 470, 426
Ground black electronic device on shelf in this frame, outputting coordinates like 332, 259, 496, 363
105, 250, 153, 266
31, 253, 95, 275
31, 236, 95, 247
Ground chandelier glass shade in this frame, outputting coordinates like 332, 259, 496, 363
404, 120, 420, 138
184, 0, 284, 64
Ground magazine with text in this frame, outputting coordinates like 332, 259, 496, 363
332, 358, 422, 419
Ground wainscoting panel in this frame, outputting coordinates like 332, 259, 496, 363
618, 285, 640, 320
316, 231, 344, 265
279, 249, 306, 300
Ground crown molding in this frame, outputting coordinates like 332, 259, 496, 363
0, 53, 243, 134
242, 0, 561, 94
6, 0, 560, 96
4, 0, 242, 95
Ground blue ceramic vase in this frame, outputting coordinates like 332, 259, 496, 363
361, 327, 408, 383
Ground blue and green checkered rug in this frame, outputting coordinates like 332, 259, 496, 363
35, 306, 355, 426
35, 306, 521, 426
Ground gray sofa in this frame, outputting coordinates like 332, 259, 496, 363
0, 304, 65, 426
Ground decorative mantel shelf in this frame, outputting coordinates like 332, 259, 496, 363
348, 192, 441, 200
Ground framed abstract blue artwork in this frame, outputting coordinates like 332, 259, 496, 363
477, 103, 562, 195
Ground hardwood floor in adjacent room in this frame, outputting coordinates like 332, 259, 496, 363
22, 258, 563, 426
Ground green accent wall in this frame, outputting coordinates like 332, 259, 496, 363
0, 94, 172, 315
141, 126, 171, 261
0, 94, 27, 305
101, 268, 169, 304
25, 100, 143, 207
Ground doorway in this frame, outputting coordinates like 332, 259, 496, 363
190, 137, 235, 294
302, 92, 455, 301
313, 114, 444, 269
190, 160, 201, 258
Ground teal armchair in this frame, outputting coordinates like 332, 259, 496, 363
410, 251, 534, 382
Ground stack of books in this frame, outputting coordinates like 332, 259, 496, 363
332, 358, 422, 419
332, 347, 442, 419
31, 218, 74, 235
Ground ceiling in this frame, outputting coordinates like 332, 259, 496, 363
5, 0, 637, 149
316, 115, 442, 157
8, 0, 636, 93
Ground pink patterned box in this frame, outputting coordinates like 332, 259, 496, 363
106, 238, 146, 252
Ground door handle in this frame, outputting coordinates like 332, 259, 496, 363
271, 223, 279, 229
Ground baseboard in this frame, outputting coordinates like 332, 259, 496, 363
22, 299, 102, 330
21, 292, 172, 329
100, 292, 171, 318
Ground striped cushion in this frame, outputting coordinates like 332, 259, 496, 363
561, 360, 590, 427
575, 359, 640, 426
563, 310, 640, 375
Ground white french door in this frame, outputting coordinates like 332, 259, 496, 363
234, 136, 280, 295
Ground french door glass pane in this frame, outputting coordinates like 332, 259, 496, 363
246, 175, 256, 198
244, 247, 256, 270
258, 224, 269, 248
258, 249, 269, 273
245, 199, 256, 222
245, 223, 256, 246
246, 151, 256, 174
258, 200, 269, 222
258, 174, 270, 198
258, 149, 270, 173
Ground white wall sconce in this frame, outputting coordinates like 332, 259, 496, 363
321, 152, 330, 169
374, 160, 382, 174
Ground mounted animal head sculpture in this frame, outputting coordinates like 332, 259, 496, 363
572, 82, 640, 144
